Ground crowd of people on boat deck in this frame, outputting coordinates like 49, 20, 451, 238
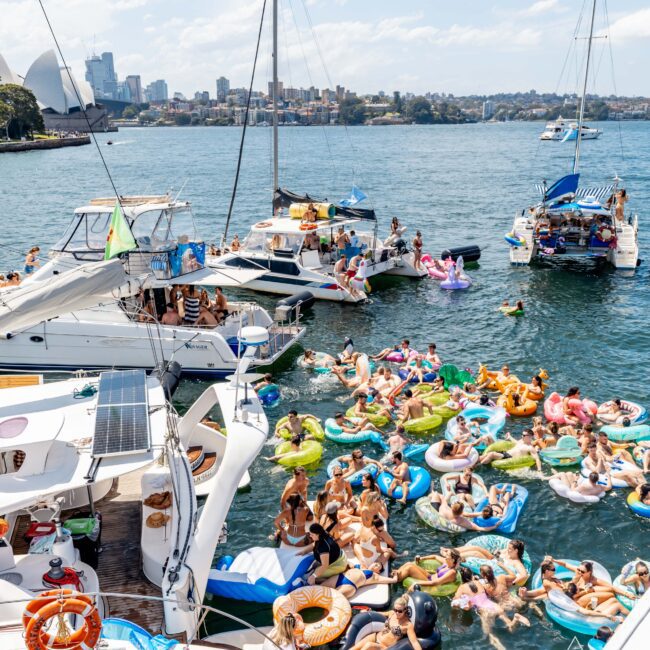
135, 284, 229, 327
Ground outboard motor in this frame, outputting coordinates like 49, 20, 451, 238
274, 291, 315, 321
441, 244, 481, 264
394, 238, 408, 254
154, 361, 182, 400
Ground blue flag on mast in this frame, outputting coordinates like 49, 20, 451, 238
339, 185, 367, 207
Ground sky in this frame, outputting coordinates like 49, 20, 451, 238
1, 0, 649, 98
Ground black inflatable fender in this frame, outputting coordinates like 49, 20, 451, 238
154, 360, 182, 400
441, 245, 481, 264
341, 592, 441, 649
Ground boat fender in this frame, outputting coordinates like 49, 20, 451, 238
441, 245, 481, 263
276, 291, 315, 318
154, 361, 183, 400
341, 611, 386, 649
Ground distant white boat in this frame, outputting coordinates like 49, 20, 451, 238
539, 116, 602, 140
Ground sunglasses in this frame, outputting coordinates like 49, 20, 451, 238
394, 608, 406, 613
638, 570, 649, 576
546, 567, 556, 572
334, 473, 343, 477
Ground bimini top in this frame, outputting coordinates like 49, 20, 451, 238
273, 188, 376, 221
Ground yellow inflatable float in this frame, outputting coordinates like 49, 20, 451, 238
496, 384, 537, 417
275, 414, 325, 440
476, 364, 520, 393
289, 202, 335, 220
273, 585, 351, 646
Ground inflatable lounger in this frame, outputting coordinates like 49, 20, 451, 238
208, 547, 313, 603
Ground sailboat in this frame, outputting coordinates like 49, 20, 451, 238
208, 0, 427, 303
507, 0, 638, 270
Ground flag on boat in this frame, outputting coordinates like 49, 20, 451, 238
339, 185, 367, 207
104, 202, 137, 260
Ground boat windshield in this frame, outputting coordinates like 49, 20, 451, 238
242, 231, 304, 255
132, 206, 198, 249
53, 211, 112, 252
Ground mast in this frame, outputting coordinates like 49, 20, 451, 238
272, 0, 279, 200
574, 0, 597, 174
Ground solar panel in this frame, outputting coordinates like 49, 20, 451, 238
92, 370, 151, 458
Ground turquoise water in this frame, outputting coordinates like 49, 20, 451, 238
2, 123, 650, 648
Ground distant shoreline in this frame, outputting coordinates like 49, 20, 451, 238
0, 136, 91, 153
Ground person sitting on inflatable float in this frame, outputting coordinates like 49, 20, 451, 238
301, 348, 337, 369
380, 451, 413, 504
545, 387, 597, 426
499, 299, 525, 316
373, 339, 416, 363
421, 491, 505, 533
581, 440, 644, 488
275, 410, 324, 440
476, 364, 519, 393
320, 562, 398, 599
393, 548, 462, 594
348, 392, 393, 427
479, 430, 542, 471
544, 468, 611, 504
267, 434, 323, 466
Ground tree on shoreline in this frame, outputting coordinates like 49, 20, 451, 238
0, 84, 44, 139
407, 96, 434, 124
338, 97, 366, 125
0, 100, 11, 140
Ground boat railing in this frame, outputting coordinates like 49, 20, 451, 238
0, 590, 284, 649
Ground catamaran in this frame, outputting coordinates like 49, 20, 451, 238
508, 0, 638, 271
208, 1, 426, 303
0, 195, 305, 376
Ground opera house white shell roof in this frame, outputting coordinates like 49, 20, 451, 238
0, 49, 95, 114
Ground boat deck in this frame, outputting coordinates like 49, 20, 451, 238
11, 471, 174, 637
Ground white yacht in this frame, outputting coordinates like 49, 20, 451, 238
539, 116, 571, 140
539, 116, 602, 141
511, 0, 637, 271
211, 192, 426, 303
0, 196, 304, 376
0, 333, 271, 648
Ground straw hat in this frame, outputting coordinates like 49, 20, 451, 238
146, 512, 170, 528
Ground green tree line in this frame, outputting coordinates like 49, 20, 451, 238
0, 84, 44, 139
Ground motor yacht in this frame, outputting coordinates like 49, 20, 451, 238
0, 195, 305, 376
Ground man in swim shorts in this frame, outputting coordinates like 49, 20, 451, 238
479, 429, 542, 471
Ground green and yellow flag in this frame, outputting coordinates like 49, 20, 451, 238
104, 202, 136, 260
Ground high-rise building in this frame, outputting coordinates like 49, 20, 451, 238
194, 90, 210, 103
267, 80, 284, 100
145, 79, 168, 103
125, 75, 143, 103
216, 76, 230, 102
84, 52, 117, 99
482, 100, 495, 120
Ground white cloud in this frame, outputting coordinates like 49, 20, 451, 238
523, 0, 564, 16
607, 8, 650, 40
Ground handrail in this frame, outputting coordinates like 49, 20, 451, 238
0, 590, 283, 649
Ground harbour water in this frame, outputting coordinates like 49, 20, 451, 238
2, 122, 649, 648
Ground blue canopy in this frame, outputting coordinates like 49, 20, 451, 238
544, 173, 580, 203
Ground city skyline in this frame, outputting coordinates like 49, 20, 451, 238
1, 1, 650, 99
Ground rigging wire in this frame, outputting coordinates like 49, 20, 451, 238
36, 0, 123, 205
286, 0, 338, 185
298, 0, 368, 199
223, 0, 268, 243
603, 0, 625, 163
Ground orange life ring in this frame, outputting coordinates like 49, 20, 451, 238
256, 221, 273, 228
23, 590, 101, 650
388, 380, 409, 408
299, 223, 318, 231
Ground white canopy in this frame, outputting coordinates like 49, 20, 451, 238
150, 266, 268, 288
0, 259, 127, 335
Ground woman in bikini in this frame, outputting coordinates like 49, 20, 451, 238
325, 467, 355, 511
321, 562, 397, 599
359, 473, 381, 508
622, 561, 650, 597
453, 539, 529, 586
360, 491, 388, 527
451, 567, 529, 645
480, 563, 526, 611
441, 466, 478, 508
353, 515, 396, 570
392, 547, 461, 592
273, 493, 313, 546
348, 596, 423, 650
335, 450, 381, 480
519, 560, 565, 601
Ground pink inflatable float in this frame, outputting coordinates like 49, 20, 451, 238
544, 392, 597, 425
421, 254, 449, 280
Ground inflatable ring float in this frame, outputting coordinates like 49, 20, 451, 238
600, 423, 650, 443
461, 534, 532, 584
326, 456, 379, 487
23, 589, 102, 650
274, 439, 322, 467
613, 558, 650, 610
275, 415, 325, 440
345, 405, 390, 428
255, 221, 273, 228
415, 496, 467, 534
597, 400, 647, 425
425, 442, 479, 473
402, 558, 461, 596
377, 466, 431, 501
323, 418, 384, 445
496, 385, 537, 417
273, 585, 352, 646
504, 231, 526, 247
485, 440, 535, 470
257, 383, 281, 407
299, 223, 318, 231
402, 412, 442, 435
627, 491, 650, 518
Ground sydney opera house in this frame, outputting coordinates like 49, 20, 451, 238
0, 50, 108, 132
